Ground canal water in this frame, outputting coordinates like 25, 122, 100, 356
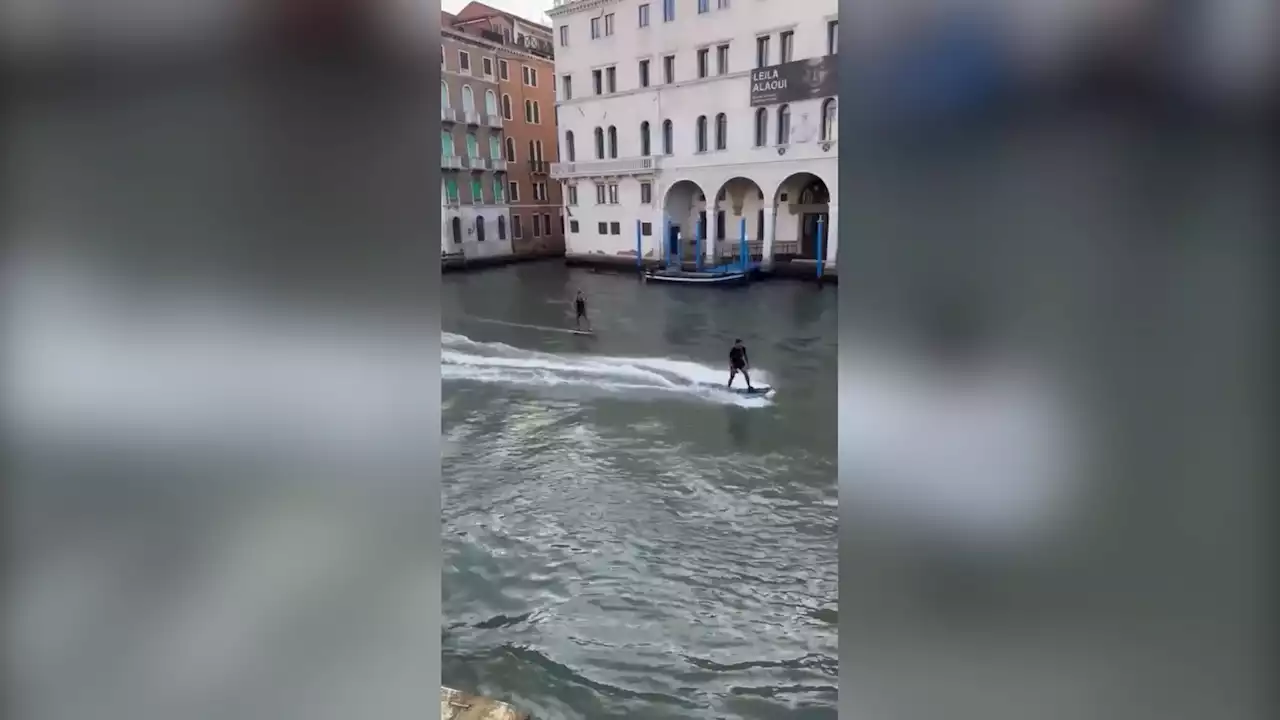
442, 264, 838, 720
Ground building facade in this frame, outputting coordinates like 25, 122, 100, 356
441, 25, 513, 258
548, 0, 838, 268
447, 3, 566, 257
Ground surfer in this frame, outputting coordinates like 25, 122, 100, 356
574, 290, 591, 332
727, 338, 754, 390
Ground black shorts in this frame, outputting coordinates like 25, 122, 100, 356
730, 362, 746, 372
576, 307, 586, 317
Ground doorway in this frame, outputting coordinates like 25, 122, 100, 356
667, 224, 681, 263
800, 212, 828, 259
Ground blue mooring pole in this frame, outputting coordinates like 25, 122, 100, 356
739, 218, 747, 272
816, 216, 826, 280
694, 218, 703, 272
635, 219, 642, 273
663, 217, 670, 268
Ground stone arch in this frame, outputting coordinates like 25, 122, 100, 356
772, 172, 831, 260
661, 179, 709, 263
710, 176, 767, 262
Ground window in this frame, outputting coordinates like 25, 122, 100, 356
441, 130, 454, 155
524, 99, 533, 122
607, 126, 617, 158
497, 215, 507, 239
592, 69, 602, 94
755, 36, 769, 68
663, 55, 675, 83
522, 65, 538, 86
754, 107, 767, 147
534, 140, 545, 161
482, 57, 493, 78
470, 178, 484, 204
534, 182, 547, 201
441, 81, 450, 108
828, 20, 838, 54
493, 178, 505, 203
698, 0, 709, 13
638, 3, 650, 27
532, 216, 541, 236
451, 216, 462, 242
527, 140, 535, 164
662, 0, 675, 22
508, 181, 520, 202
465, 133, 479, 159
505, 137, 516, 161
532, 101, 541, 124
595, 184, 606, 204
462, 85, 475, 113
605, 66, 616, 93
562, 75, 573, 99
821, 98, 838, 141
565, 131, 576, 161
608, 183, 619, 204
662, 119, 673, 154
445, 178, 459, 202
476, 216, 486, 241
610, 222, 621, 235
559, 25, 569, 46
641, 222, 653, 236
697, 48, 709, 78
717, 44, 729, 74
640, 182, 652, 204
484, 89, 497, 116
502, 94, 512, 119
499, 59, 509, 80
598, 221, 608, 234
638, 59, 650, 87
604, 13, 614, 36
718, 0, 730, 7
542, 214, 552, 235
512, 215, 523, 238
640, 121, 651, 155
777, 104, 790, 144
593, 127, 604, 158
489, 135, 501, 159
715, 113, 727, 150
695, 115, 708, 152
567, 185, 578, 205
570, 220, 580, 233
590, 17, 600, 38
459, 51, 471, 73
780, 30, 794, 63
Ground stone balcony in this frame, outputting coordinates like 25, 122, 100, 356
550, 155, 661, 180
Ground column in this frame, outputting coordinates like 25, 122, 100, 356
825, 204, 839, 268
652, 209, 666, 264
762, 206, 776, 269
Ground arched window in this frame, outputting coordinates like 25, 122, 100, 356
640, 121, 650, 156
441, 81, 450, 108
565, 131, 576, 161
441, 130, 454, 155
715, 113, 727, 150
484, 90, 498, 116
532, 101, 541, 124
528, 140, 535, 163
497, 215, 507, 239
594, 127, 605, 159
505, 137, 516, 161
535, 140, 544, 161
462, 85, 475, 114
754, 108, 768, 147
695, 115, 708, 153
476, 216, 486, 242
776, 104, 790, 145
502, 94, 512, 120
488, 135, 501, 159
466, 133, 479, 159
607, 126, 617, 158
662, 120, 673, 154
821, 98, 837, 141
451, 216, 462, 243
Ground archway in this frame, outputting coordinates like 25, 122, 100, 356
661, 179, 708, 264
711, 176, 767, 264
773, 173, 831, 261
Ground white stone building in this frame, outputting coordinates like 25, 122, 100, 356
548, 0, 838, 269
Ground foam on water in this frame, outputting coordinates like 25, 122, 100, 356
442, 332, 773, 408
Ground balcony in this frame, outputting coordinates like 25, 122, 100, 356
529, 159, 550, 175
490, 159, 508, 172
442, 154, 462, 170
442, 107, 458, 123
550, 156, 661, 179
484, 113, 503, 127
465, 156, 487, 171
463, 110, 481, 125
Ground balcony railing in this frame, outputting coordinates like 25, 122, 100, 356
442, 154, 462, 170
465, 156, 487, 170
550, 156, 660, 179
484, 113, 503, 127
490, 159, 508, 172
442, 107, 457, 123
463, 110, 481, 125
528, 159, 550, 175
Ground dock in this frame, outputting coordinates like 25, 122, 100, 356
441, 686, 529, 720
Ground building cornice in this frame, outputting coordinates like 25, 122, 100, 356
547, 0, 618, 20
442, 27, 554, 64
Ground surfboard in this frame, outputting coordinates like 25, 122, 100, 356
571, 330, 594, 336
732, 385, 773, 395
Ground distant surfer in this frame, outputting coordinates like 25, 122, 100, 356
574, 290, 591, 332
727, 338, 754, 390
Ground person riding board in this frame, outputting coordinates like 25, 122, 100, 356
727, 338, 754, 390
574, 290, 591, 331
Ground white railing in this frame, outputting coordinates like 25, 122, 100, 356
484, 114, 504, 127
490, 159, 508, 171
466, 156, 487, 170
550, 156, 661, 179
441, 107, 457, 122
463, 110, 481, 125
442, 154, 462, 169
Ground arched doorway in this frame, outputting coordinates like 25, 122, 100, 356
711, 177, 767, 264
773, 173, 830, 261
661, 179, 707, 264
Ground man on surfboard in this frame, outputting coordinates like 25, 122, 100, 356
727, 339, 754, 390
574, 290, 591, 332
